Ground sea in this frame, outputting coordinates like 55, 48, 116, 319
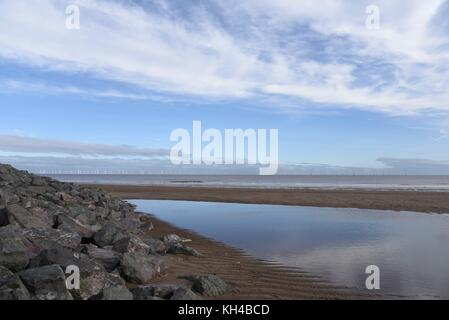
47, 174, 449, 191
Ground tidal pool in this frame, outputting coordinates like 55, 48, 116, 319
131, 199, 449, 299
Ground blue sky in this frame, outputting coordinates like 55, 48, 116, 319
1, 0, 449, 174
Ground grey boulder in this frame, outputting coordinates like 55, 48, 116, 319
102, 285, 133, 300
167, 243, 201, 257
22, 227, 81, 250
171, 287, 202, 300
0, 225, 30, 272
120, 252, 165, 285
0, 266, 31, 300
19, 264, 73, 300
132, 284, 181, 300
85, 245, 121, 272
112, 236, 150, 254
182, 275, 230, 297
93, 222, 129, 247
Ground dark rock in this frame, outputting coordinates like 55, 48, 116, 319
58, 214, 98, 239
138, 216, 154, 232
162, 234, 189, 244
29, 245, 108, 300
31, 176, 46, 186
167, 243, 201, 257
0, 266, 31, 300
0, 188, 20, 205
131, 284, 181, 300
112, 236, 150, 254
93, 222, 129, 247
23, 227, 81, 250
28, 244, 78, 269
147, 238, 167, 255
0, 225, 30, 272
104, 270, 126, 287
0, 206, 9, 226
6, 204, 49, 229
85, 245, 121, 272
171, 287, 202, 300
120, 253, 164, 285
182, 275, 230, 297
99, 285, 133, 300
19, 264, 73, 300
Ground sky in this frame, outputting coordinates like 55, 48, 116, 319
1, 0, 449, 174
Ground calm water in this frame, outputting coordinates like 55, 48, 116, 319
50, 174, 449, 191
131, 200, 449, 299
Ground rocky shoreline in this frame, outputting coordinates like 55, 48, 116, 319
0, 164, 230, 300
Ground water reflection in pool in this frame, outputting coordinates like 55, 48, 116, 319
131, 199, 449, 299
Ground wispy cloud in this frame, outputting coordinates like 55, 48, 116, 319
0, 0, 448, 114
0, 134, 169, 157
377, 157, 449, 174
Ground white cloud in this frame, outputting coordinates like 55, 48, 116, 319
0, 134, 169, 157
0, 0, 448, 114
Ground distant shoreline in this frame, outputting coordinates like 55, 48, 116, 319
88, 184, 449, 214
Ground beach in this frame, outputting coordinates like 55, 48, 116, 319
91, 185, 449, 214
84, 184, 449, 299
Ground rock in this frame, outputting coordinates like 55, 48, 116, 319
182, 275, 230, 297
6, 204, 49, 229
0, 266, 31, 300
104, 270, 126, 287
171, 287, 202, 300
22, 227, 81, 250
57, 192, 73, 202
85, 245, 121, 272
112, 236, 150, 254
147, 238, 167, 255
58, 214, 98, 239
93, 222, 129, 247
131, 283, 201, 300
0, 188, 20, 206
99, 285, 133, 300
24, 200, 33, 209
138, 216, 154, 232
131, 284, 181, 300
29, 245, 108, 300
167, 243, 201, 257
162, 234, 190, 244
31, 176, 46, 186
74, 260, 108, 300
28, 206, 59, 227
67, 205, 98, 223
28, 244, 79, 269
0, 206, 9, 226
120, 253, 165, 285
19, 265, 73, 300
160, 234, 200, 256
0, 225, 30, 272
0, 164, 186, 299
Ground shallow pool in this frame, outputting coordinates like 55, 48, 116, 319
131, 199, 449, 299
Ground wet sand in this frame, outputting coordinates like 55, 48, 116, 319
93, 185, 449, 214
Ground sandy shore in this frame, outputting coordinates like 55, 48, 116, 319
92, 185, 449, 214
